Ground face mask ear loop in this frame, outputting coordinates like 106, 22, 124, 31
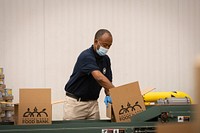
98, 41, 102, 49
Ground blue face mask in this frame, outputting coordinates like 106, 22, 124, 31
97, 45, 109, 56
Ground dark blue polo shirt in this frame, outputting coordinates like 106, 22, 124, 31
64, 45, 112, 100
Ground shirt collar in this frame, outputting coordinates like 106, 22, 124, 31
91, 45, 103, 59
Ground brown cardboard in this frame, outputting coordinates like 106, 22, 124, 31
14, 88, 52, 125
106, 103, 112, 118
193, 56, 200, 132
108, 81, 146, 122
157, 123, 193, 133
106, 103, 116, 121
14, 104, 19, 124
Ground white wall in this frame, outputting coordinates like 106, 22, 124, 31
0, 0, 200, 120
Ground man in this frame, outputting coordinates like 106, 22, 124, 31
63, 29, 114, 120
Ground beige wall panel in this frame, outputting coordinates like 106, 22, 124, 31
0, 0, 5, 66
45, 0, 181, 120
179, 0, 200, 102
0, 0, 45, 102
0, 0, 199, 120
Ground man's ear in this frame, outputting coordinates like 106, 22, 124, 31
94, 39, 98, 44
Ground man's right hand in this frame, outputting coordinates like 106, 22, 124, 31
104, 96, 112, 107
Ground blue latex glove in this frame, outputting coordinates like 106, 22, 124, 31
104, 96, 112, 107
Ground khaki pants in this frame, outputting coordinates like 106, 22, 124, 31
63, 95, 100, 120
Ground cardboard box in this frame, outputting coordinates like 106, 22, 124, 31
107, 81, 146, 122
156, 123, 193, 133
14, 88, 52, 125
193, 56, 200, 132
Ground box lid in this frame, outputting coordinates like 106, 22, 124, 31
19, 89, 51, 104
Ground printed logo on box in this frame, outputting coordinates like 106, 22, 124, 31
22, 107, 49, 124
118, 101, 144, 121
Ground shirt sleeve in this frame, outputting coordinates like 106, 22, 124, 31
79, 55, 100, 75
105, 56, 113, 82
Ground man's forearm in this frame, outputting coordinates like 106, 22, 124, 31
104, 89, 110, 96
91, 70, 115, 94
97, 76, 114, 89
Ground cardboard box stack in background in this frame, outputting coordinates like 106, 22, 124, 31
107, 81, 146, 122
0, 68, 14, 123
14, 88, 52, 125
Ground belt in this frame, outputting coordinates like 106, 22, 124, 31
66, 92, 91, 101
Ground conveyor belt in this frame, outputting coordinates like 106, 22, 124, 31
0, 120, 156, 133
0, 105, 194, 133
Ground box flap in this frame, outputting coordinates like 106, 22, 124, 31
19, 89, 51, 104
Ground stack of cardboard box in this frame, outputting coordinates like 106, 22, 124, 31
0, 68, 14, 123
